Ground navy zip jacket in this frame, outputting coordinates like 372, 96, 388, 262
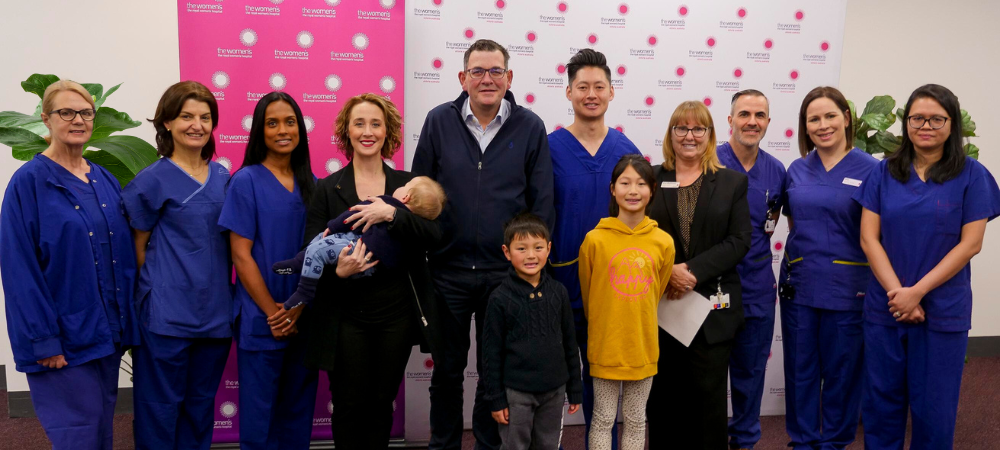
411, 90, 555, 271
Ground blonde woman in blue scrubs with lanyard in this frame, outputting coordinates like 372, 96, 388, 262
854, 84, 1000, 449
123, 81, 233, 450
779, 86, 876, 450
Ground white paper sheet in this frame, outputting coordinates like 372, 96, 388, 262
657, 290, 713, 347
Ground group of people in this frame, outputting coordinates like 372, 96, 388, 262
1, 37, 996, 450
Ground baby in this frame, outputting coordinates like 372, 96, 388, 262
272, 176, 446, 309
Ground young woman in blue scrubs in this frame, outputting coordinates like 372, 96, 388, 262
1, 80, 139, 449
780, 86, 876, 450
854, 84, 1000, 450
123, 81, 232, 450
218, 92, 318, 449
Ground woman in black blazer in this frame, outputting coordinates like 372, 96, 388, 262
299, 94, 449, 449
645, 101, 752, 450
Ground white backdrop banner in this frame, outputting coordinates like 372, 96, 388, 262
401, 0, 848, 439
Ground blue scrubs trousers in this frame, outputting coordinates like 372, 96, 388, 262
238, 339, 318, 450
728, 302, 776, 449
133, 325, 231, 450
573, 309, 618, 450
862, 323, 967, 450
781, 301, 863, 450
26, 350, 124, 450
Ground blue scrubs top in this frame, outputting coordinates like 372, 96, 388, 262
549, 127, 641, 308
122, 158, 233, 338
781, 148, 877, 311
717, 142, 786, 305
853, 157, 1000, 331
0, 154, 139, 373
218, 164, 306, 351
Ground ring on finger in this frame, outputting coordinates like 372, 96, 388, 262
893, 311, 901, 318
364, 255, 372, 262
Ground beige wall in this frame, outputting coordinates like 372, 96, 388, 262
840, 0, 1000, 336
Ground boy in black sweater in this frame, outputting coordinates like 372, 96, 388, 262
482, 213, 583, 449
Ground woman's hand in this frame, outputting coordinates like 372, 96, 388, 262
346, 197, 396, 233
663, 285, 685, 300
897, 304, 926, 324
268, 303, 305, 334
37, 354, 68, 369
335, 238, 378, 278
887, 285, 925, 318
668, 263, 697, 294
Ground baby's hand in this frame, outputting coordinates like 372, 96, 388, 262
491, 408, 509, 425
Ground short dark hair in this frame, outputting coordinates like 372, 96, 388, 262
503, 213, 550, 246
731, 89, 769, 114
566, 49, 611, 84
150, 81, 219, 160
609, 154, 656, 217
797, 86, 853, 157
463, 39, 510, 70
887, 84, 966, 183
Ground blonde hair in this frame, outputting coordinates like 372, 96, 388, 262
41, 80, 96, 144
661, 101, 722, 174
406, 176, 446, 220
333, 93, 403, 160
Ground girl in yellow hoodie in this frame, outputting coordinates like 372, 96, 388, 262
579, 154, 675, 450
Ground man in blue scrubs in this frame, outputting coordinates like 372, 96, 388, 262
716, 90, 786, 450
548, 48, 640, 449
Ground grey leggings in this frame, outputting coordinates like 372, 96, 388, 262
588, 376, 653, 450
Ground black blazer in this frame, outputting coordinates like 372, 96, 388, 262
647, 165, 752, 344
301, 161, 452, 372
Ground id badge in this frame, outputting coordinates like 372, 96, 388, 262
764, 218, 777, 233
710, 293, 731, 310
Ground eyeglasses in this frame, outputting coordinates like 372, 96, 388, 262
466, 67, 508, 79
907, 115, 948, 130
49, 108, 97, 122
672, 126, 710, 138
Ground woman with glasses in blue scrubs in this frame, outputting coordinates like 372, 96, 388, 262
123, 81, 233, 450
218, 92, 319, 450
1, 80, 139, 449
854, 84, 1000, 450
779, 86, 877, 450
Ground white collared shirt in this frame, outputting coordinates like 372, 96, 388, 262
463, 98, 511, 153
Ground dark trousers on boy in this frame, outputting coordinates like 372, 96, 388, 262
499, 385, 566, 450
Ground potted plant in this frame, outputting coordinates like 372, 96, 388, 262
849, 94, 979, 159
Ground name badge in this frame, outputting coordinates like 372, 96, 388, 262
661, 181, 680, 188
764, 218, 777, 233
842, 177, 862, 187
710, 293, 731, 310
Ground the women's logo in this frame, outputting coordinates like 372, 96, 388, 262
608, 248, 655, 299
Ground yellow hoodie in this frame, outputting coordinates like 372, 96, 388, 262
578, 216, 675, 381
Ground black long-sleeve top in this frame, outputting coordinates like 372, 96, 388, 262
481, 268, 584, 411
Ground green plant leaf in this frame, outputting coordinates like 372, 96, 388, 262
965, 143, 979, 160
0, 111, 43, 128
81, 83, 104, 104
895, 107, 906, 123
0, 127, 49, 160
85, 135, 159, 175
961, 109, 977, 137
83, 150, 137, 187
861, 113, 893, 132
872, 130, 901, 155
95, 83, 122, 109
862, 95, 895, 117
855, 136, 868, 152
88, 107, 142, 142
20, 74, 60, 100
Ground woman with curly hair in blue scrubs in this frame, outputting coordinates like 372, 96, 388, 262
855, 84, 1000, 450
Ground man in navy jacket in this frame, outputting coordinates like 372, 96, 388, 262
411, 38, 555, 450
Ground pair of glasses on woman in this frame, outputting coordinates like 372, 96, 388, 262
465, 67, 508, 79
672, 126, 711, 138
907, 115, 948, 130
48, 108, 97, 122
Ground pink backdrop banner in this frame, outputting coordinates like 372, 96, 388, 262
176, 0, 407, 443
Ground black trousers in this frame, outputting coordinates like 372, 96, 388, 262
330, 312, 416, 450
647, 328, 734, 450
428, 267, 507, 450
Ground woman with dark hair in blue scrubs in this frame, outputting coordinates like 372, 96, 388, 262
1, 80, 139, 449
123, 81, 232, 450
855, 84, 1000, 450
218, 92, 318, 449
780, 86, 877, 450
